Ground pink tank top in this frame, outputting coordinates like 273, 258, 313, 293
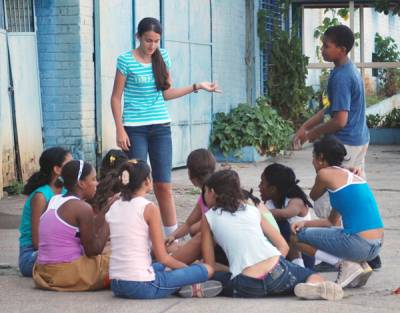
37, 195, 83, 264
197, 195, 209, 214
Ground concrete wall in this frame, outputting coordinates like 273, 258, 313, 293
35, 0, 96, 163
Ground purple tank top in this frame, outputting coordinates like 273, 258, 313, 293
37, 195, 83, 264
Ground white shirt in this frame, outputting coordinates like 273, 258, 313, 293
106, 197, 155, 281
206, 204, 281, 278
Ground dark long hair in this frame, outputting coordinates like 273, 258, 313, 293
23, 147, 70, 195
313, 135, 347, 167
119, 160, 151, 201
187, 149, 216, 186
204, 170, 245, 213
99, 149, 128, 180
137, 17, 170, 91
262, 163, 312, 208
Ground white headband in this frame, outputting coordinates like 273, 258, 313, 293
77, 160, 84, 181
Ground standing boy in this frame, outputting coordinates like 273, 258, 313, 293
293, 25, 381, 271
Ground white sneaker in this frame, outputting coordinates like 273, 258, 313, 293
178, 280, 222, 298
335, 260, 364, 288
294, 281, 343, 300
348, 261, 373, 288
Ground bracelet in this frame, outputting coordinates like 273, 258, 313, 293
193, 83, 198, 93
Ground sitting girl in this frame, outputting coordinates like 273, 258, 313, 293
292, 135, 384, 288
106, 160, 222, 299
18, 147, 72, 277
33, 160, 111, 291
259, 163, 314, 268
202, 169, 343, 300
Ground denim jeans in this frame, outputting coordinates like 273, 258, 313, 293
278, 220, 315, 270
297, 227, 382, 262
125, 124, 172, 183
19, 245, 38, 277
212, 257, 313, 298
111, 262, 208, 299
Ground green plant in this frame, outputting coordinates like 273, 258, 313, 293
210, 97, 294, 157
268, 28, 314, 127
381, 108, 400, 128
374, 33, 400, 97
4, 181, 24, 195
373, 0, 400, 16
367, 113, 382, 128
367, 108, 400, 128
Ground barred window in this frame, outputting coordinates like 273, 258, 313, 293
260, 0, 282, 95
5, 0, 34, 32
0, 1, 5, 29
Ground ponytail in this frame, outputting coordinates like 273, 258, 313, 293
152, 49, 170, 91
23, 147, 70, 195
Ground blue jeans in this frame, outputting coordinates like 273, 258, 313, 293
19, 245, 37, 277
278, 220, 315, 270
212, 257, 313, 298
125, 124, 172, 183
297, 227, 382, 262
111, 262, 208, 299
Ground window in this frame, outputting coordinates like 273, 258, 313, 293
260, 0, 282, 95
5, 0, 34, 32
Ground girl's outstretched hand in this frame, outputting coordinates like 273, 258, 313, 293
291, 221, 306, 234
198, 81, 222, 93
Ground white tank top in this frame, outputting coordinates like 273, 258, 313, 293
205, 204, 281, 278
266, 198, 311, 224
106, 196, 155, 281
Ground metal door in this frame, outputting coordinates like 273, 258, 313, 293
0, 29, 16, 193
7, 33, 43, 181
164, 0, 212, 166
94, 0, 133, 157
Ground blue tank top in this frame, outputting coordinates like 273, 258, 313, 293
19, 185, 55, 247
328, 168, 383, 234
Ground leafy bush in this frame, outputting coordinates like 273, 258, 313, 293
268, 28, 313, 127
367, 108, 400, 128
210, 97, 294, 157
373, 33, 400, 97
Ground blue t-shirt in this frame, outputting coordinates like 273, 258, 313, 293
325, 61, 369, 146
117, 48, 172, 127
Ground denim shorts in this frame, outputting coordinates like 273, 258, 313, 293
212, 257, 313, 298
125, 123, 172, 183
297, 227, 382, 262
19, 245, 38, 277
111, 262, 208, 299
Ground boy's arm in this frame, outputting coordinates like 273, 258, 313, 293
293, 109, 325, 148
306, 110, 348, 142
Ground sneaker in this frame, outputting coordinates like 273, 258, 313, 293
178, 280, 222, 298
335, 260, 364, 288
367, 255, 382, 271
314, 261, 338, 273
294, 281, 343, 300
347, 262, 373, 288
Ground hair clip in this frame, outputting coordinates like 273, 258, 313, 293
121, 170, 130, 186
128, 159, 138, 164
109, 155, 116, 166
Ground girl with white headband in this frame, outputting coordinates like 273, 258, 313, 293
33, 160, 113, 291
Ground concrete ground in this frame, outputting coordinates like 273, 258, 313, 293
0, 145, 399, 313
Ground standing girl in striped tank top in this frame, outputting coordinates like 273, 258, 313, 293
111, 17, 221, 239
